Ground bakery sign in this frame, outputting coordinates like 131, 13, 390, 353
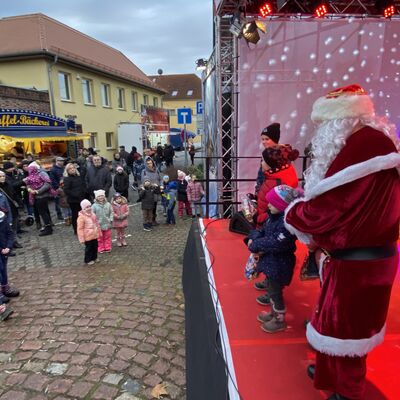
0, 109, 67, 132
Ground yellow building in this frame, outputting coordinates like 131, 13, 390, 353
0, 13, 166, 159
149, 74, 203, 138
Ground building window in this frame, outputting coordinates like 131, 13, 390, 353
171, 90, 178, 96
117, 88, 125, 109
101, 83, 111, 107
143, 94, 149, 105
81, 78, 93, 104
131, 91, 138, 111
153, 97, 158, 107
58, 72, 71, 101
89, 132, 97, 148
106, 132, 114, 148
187, 90, 193, 96
169, 109, 176, 117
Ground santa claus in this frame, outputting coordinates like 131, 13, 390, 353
285, 84, 400, 400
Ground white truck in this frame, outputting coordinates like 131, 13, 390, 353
117, 123, 144, 153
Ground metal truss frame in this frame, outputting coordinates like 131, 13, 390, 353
215, 14, 240, 217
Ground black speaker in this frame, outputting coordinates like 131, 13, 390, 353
229, 212, 255, 235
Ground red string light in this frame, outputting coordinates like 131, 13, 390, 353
259, 3, 273, 17
315, 4, 328, 17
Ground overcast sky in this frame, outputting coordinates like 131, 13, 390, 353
3, 0, 213, 76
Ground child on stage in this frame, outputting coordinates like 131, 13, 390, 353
245, 185, 303, 333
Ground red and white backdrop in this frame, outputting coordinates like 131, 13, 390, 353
237, 18, 400, 198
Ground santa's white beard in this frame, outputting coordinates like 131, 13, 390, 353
303, 116, 399, 195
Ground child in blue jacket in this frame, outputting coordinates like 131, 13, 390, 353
245, 185, 303, 333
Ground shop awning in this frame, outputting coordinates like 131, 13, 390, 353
0, 109, 89, 141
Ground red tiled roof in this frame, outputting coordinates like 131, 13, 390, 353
148, 74, 202, 100
0, 13, 166, 93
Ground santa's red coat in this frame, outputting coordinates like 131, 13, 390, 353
286, 126, 400, 358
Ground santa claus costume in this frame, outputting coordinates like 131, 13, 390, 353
285, 84, 400, 400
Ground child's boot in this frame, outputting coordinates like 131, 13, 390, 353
261, 311, 287, 333
2, 284, 20, 298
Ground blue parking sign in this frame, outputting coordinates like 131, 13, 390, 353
196, 101, 203, 115
177, 108, 192, 124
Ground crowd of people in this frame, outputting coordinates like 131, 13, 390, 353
0, 142, 205, 319
243, 84, 400, 400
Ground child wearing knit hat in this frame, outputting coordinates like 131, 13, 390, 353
92, 190, 113, 253
77, 199, 102, 265
245, 184, 303, 333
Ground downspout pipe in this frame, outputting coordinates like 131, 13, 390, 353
47, 54, 58, 115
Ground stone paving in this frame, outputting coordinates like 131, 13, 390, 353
0, 187, 192, 400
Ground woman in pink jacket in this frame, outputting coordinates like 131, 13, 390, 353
77, 199, 101, 265
112, 193, 129, 246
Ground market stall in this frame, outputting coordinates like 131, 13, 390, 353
0, 109, 89, 168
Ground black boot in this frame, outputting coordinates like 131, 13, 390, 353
38, 225, 53, 236
36, 222, 42, 230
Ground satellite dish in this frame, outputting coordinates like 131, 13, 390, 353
157, 69, 163, 75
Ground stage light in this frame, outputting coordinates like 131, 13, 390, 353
259, 2, 273, 17
229, 13, 245, 37
314, 3, 328, 17
384, 4, 396, 17
195, 59, 207, 71
242, 20, 266, 45
375, 1, 397, 17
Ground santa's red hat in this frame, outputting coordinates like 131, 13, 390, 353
311, 84, 375, 123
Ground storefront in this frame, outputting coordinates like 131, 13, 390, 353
0, 109, 89, 168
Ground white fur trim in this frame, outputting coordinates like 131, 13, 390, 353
283, 197, 313, 245
311, 94, 375, 123
306, 152, 400, 199
306, 323, 386, 357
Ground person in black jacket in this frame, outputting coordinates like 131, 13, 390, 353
63, 163, 86, 234
85, 155, 112, 199
113, 166, 129, 200
0, 209, 20, 307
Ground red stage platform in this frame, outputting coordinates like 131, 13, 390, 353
199, 219, 400, 400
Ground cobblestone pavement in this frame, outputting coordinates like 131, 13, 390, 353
0, 188, 192, 400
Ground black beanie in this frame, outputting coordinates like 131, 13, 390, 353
261, 122, 280, 144
2, 161, 14, 170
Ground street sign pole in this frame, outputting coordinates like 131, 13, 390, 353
184, 121, 188, 169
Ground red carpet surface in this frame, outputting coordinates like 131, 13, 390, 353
201, 219, 400, 400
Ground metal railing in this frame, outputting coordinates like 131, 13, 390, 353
193, 155, 309, 218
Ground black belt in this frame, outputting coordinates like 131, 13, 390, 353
324, 244, 398, 261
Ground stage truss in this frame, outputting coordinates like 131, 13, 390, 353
208, 0, 399, 218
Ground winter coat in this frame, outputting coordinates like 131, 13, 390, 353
77, 211, 101, 243
0, 217, 14, 250
187, 181, 204, 202
256, 166, 298, 226
112, 158, 126, 172
138, 187, 159, 210
141, 157, 161, 201
112, 197, 129, 228
177, 179, 188, 202
113, 171, 129, 194
0, 193, 12, 225
85, 165, 112, 196
57, 187, 69, 208
91, 201, 113, 230
163, 145, 174, 160
246, 212, 297, 286
141, 157, 161, 186
50, 165, 64, 189
63, 174, 86, 204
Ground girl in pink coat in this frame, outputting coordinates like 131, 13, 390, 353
112, 193, 129, 246
77, 199, 101, 265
